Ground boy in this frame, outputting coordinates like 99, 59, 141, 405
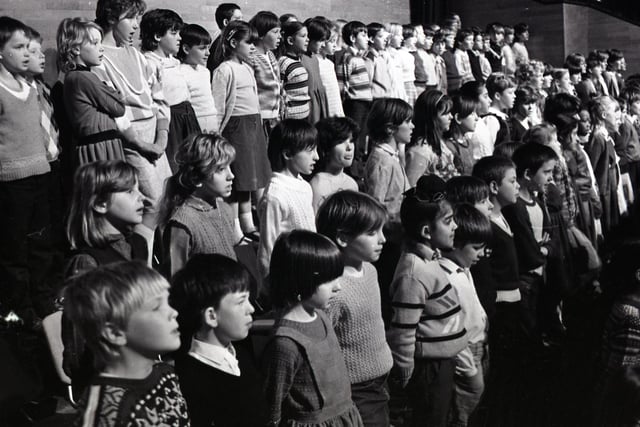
63, 262, 188, 426
485, 73, 516, 146
336, 21, 373, 175
411, 24, 432, 96
439, 204, 491, 427
485, 22, 504, 73
441, 26, 461, 93
429, 32, 447, 93
206, 2, 242, 74
512, 23, 530, 67
503, 143, 556, 341
364, 22, 392, 100
316, 190, 393, 427
387, 175, 467, 427
509, 85, 538, 142
501, 25, 516, 78
171, 254, 267, 427
453, 28, 474, 85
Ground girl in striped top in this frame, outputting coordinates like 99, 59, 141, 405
278, 21, 311, 120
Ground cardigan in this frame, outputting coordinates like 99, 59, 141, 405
211, 60, 260, 131
250, 51, 282, 120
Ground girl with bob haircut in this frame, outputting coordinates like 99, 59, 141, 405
211, 20, 270, 241
263, 230, 364, 427
445, 94, 479, 175
160, 132, 240, 276
278, 21, 311, 120
406, 89, 459, 186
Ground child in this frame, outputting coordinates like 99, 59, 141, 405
385, 22, 408, 102
485, 22, 504, 73
550, 68, 576, 96
248, 11, 282, 134
63, 262, 188, 426
365, 22, 393, 100
177, 24, 219, 133
211, 20, 271, 239
406, 90, 458, 185
429, 32, 448, 93
460, 80, 493, 160
512, 23, 529, 67
410, 24, 430, 97
386, 175, 467, 427
57, 18, 134, 166
501, 25, 516, 78
468, 29, 489, 83
311, 116, 359, 212
263, 230, 364, 426
576, 56, 605, 107
93, 0, 172, 230
453, 28, 474, 85
509, 85, 538, 142
171, 254, 266, 427
336, 21, 373, 172
207, 3, 243, 74
316, 190, 393, 426
0, 16, 52, 325
615, 87, 640, 209
604, 49, 625, 98
160, 133, 239, 276
258, 119, 318, 282
317, 21, 345, 117
441, 27, 462, 93
364, 98, 412, 238
302, 18, 330, 122
439, 203, 491, 427
278, 21, 311, 120
445, 94, 479, 175
398, 25, 417, 105
485, 72, 515, 146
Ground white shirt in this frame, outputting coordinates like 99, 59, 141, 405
189, 338, 240, 376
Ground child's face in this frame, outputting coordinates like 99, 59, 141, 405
505, 33, 514, 44
327, 137, 355, 169
289, 27, 309, 53
498, 87, 516, 110
158, 27, 181, 56
473, 35, 484, 51
528, 159, 556, 192
629, 100, 640, 117
211, 291, 254, 346
322, 34, 338, 56
492, 31, 505, 45
590, 64, 603, 78
183, 43, 210, 67
233, 37, 256, 62
458, 110, 479, 133
570, 72, 581, 84
78, 28, 105, 68
342, 226, 386, 264
124, 288, 181, 355
113, 13, 141, 46
403, 31, 417, 49
389, 32, 403, 49
558, 72, 572, 91
429, 203, 457, 250
203, 163, 234, 199
263, 26, 281, 51
431, 40, 445, 56
602, 100, 622, 133
0, 30, 30, 74
25, 40, 45, 76
437, 111, 453, 132
352, 30, 369, 51
370, 30, 388, 51
308, 39, 326, 55
414, 26, 426, 46
307, 277, 341, 310
517, 102, 536, 118
103, 181, 145, 229
444, 32, 455, 50
474, 197, 494, 218
495, 167, 520, 206
477, 86, 491, 115
457, 242, 486, 268
287, 146, 319, 176
423, 36, 433, 51
460, 35, 474, 51
483, 35, 491, 51
394, 118, 415, 145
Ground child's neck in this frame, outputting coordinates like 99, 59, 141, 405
103, 349, 155, 380
519, 185, 534, 201
195, 328, 230, 349
284, 304, 317, 322
153, 47, 171, 59
443, 250, 470, 270
102, 31, 120, 48
376, 137, 398, 152
285, 48, 301, 58
0, 64, 21, 86
489, 196, 506, 216
343, 255, 364, 273
324, 162, 344, 176
281, 166, 300, 179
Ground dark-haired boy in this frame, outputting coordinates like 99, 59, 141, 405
439, 204, 491, 427
365, 22, 392, 100
206, 3, 242, 74
486, 73, 515, 146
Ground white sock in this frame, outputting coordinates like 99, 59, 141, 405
233, 219, 244, 242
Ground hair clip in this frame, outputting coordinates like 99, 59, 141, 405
226, 28, 238, 42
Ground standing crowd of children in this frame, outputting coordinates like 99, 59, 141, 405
3, 1, 640, 426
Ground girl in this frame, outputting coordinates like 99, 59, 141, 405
445, 94, 479, 175
385, 22, 408, 102
258, 119, 318, 282
94, 0, 172, 230
317, 21, 345, 117
405, 90, 458, 186
160, 133, 240, 277
508, 85, 538, 142
302, 18, 330, 123
211, 20, 271, 239
460, 80, 493, 161
263, 230, 364, 427
278, 21, 311, 120
248, 11, 282, 135
0, 16, 52, 325
398, 25, 417, 106
550, 68, 576, 96
310, 116, 360, 212
57, 17, 134, 166
177, 24, 219, 133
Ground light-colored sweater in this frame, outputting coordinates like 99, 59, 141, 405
326, 263, 393, 384
178, 63, 219, 132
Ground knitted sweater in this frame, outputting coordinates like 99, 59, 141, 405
250, 51, 282, 120
278, 54, 311, 120
318, 56, 344, 117
335, 46, 372, 101
178, 63, 219, 132
387, 241, 468, 385
364, 48, 392, 98
258, 172, 316, 278
0, 78, 49, 181
326, 263, 393, 384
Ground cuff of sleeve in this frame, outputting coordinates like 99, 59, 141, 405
156, 118, 169, 132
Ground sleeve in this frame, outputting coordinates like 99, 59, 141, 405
141, 52, 170, 131
258, 193, 286, 277
326, 296, 347, 329
455, 345, 478, 377
484, 115, 500, 145
588, 133, 607, 195
386, 272, 427, 386
262, 337, 302, 426
607, 307, 640, 370
405, 148, 429, 188
365, 157, 392, 204
164, 223, 192, 277
364, 54, 375, 80
64, 253, 98, 279
502, 203, 545, 271
210, 64, 235, 131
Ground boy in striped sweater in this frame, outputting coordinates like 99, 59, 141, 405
387, 175, 468, 427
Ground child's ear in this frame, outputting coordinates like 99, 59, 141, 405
286, 35, 295, 47
92, 199, 109, 215
154, 32, 163, 43
71, 46, 81, 57
523, 168, 532, 182
454, 113, 462, 124
282, 150, 292, 161
419, 224, 431, 240
181, 44, 190, 56
335, 231, 350, 248
229, 38, 238, 49
203, 307, 219, 328
488, 180, 500, 196
350, 34, 357, 45
102, 323, 127, 347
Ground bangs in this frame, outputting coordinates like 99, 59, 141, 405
108, 162, 138, 192
122, 1, 146, 19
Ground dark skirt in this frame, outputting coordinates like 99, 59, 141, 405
167, 101, 201, 172
75, 130, 126, 166
222, 114, 271, 192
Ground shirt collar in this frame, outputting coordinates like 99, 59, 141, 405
438, 257, 465, 275
375, 143, 400, 159
189, 338, 240, 376
408, 240, 441, 261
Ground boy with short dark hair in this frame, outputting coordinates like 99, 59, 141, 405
365, 22, 392, 99
485, 22, 505, 72
486, 73, 516, 146
206, 3, 242, 73
171, 254, 266, 427
63, 262, 189, 426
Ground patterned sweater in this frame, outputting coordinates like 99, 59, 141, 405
335, 46, 372, 101
278, 54, 310, 120
387, 241, 468, 386
74, 363, 189, 426
250, 51, 282, 120
326, 263, 393, 384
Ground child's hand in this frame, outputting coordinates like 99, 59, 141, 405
540, 246, 549, 257
138, 143, 163, 163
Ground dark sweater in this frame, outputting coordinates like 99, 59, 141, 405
503, 197, 547, 274
489, 221, 520, 292
176, 342, 267, 427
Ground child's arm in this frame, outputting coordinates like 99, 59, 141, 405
262, 337, 301, 426
455, 345, 478, 378
484, 115, 500, 145
364, 157, 392, 205
141, 52, 170, 151
164, 223, 192, 277
210, 63, 235, 132
258, 193, 286, 278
